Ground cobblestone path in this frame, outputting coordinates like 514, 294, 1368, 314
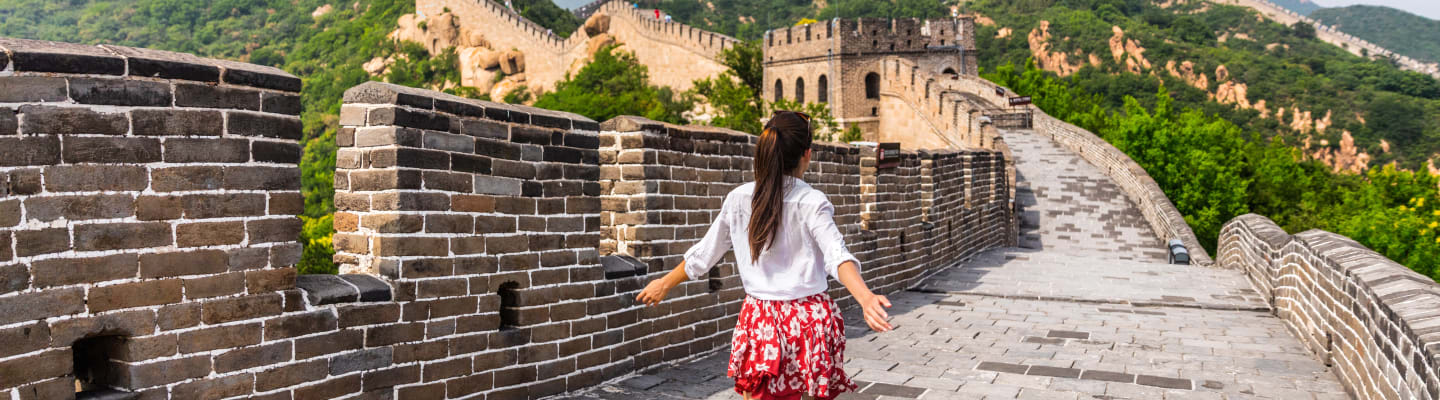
556, 131, 1348, 399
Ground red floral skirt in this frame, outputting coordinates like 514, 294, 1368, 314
727, 293, 857, 400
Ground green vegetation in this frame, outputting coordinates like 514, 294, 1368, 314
967, 0, 1440, 169
989, 60, 1440, 280
657, 0, 953, 40
533, 44, 692, 123
0, 0, 472, 274
512, 0, 582, 38
1312, 5, 1440, 64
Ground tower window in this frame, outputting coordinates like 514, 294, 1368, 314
818, 75, 829, 103
774, 79, 785, 102
865, 72, 880, 99
795, 78, 806, 103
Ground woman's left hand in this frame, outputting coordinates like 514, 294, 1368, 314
636, 278, 673, 306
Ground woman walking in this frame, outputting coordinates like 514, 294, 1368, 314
636, 111, 893, 400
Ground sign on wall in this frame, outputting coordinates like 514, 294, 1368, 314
877, 142, 901, 169
1008, 96, 1032, 107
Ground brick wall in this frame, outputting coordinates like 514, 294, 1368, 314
0, 38, 305, 398
0, 38, 1017, 399
1218, 214, 1440, 400
1030, 109, 1213, 265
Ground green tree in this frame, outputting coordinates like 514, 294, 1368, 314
533, 44, 692, 124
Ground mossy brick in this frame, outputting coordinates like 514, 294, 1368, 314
227, 111, 302, 140
62, 136, 162, 163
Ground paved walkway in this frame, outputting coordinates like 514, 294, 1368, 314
556, 130, 1348, 399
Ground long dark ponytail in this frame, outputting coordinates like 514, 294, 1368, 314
749, 111, 813, 262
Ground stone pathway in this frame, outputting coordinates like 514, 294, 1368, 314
553, 129, 1348, 399
1004, 129, 1168, 262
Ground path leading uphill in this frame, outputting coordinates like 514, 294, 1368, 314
554, 129, 1347, 399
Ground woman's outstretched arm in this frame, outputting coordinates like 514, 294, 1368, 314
637, 261, 689, 306
836, 261, 892, 332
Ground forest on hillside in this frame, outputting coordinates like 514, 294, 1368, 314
1311, 5, 1440, 64
965, 0, 1440, 278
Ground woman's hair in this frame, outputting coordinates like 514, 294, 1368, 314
748, 111, 813, 261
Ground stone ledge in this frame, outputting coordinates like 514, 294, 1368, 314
0, 37, 300, 92
295, 274, 392, 306
601, 254, 647, 280
342, 81, 597, 131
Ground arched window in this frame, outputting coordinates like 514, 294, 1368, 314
774, 79, 784, 102
943, 67, 957, 76
864, 73, 880, 99
817, 75, 828, 103
795, 78, 805, 103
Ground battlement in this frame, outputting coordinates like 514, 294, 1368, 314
764, 17, 975, 64
596, 0, 740, 59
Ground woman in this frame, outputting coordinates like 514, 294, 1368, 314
636, 111, 893, 400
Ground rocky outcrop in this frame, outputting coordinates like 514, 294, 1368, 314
1308, 130, 1371, 173
1109, 26, 1152, 74
1029, 21, 1085, 76
1166, 60, 1208, 90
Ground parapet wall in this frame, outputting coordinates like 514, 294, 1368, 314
0, 38, 307, 398
1218, 214, 1440, 400
322, 82, 1015, 398
1028, 106, 1212, 264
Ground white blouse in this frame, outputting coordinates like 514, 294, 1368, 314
682, 177, 861, 300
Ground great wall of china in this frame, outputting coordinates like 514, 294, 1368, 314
1, 0, 1439, 398
1216, 0, 1440, 79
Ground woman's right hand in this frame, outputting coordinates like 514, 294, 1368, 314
857, 293, 893, 332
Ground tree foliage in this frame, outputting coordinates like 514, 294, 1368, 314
533, 45, 692, 124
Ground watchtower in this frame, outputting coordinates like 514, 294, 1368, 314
762, 17, 978, 139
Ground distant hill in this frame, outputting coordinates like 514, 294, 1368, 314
1312, 5, 1440, 63
1270, 0, 1323, 15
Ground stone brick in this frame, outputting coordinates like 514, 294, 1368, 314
373, 236, 449, 257
31, 253, 138, 288
0, 200, 17, 228
181, 193, 267, 219
170, 372, 255, 400
87, 279, 181, 313
253, 141, 302, 164
261, 92, 302, 115
256, 359, 328, 391
248, 217, 303, 244
0, 321, 51, 359
73, 222, 171, 251
224, 165, 300, 190
18, 105, 127, 135
176, 221, 246, 247
164, 138, 250, 163
214, 341, 293, 373
48, 309, 156, 345
330, 347, 393, 375
292, 375, 361, 400
0, 76, 68, 103
69, 78, 172, 106
366, 322, 425, 347
295, 329, 364, 359
361, 365, 421, 392
227, 111, 302, 140
124, 355, 211, 388
15, 228, 71, 257
104, 334, 179, 362
13, 377, 72, 400
151, 166, 224, 191
23, 194, 134, 222
5, 168, 43, 195
62, 136, 161, 163
140, 249, 228, 278
245, 268, 297, 293
0, 349, 70, 390
201, 293, 282, 324
183, 272, 246, 299
135, 195, 183, 221
350, 169, 422, 191
0, 136, 60, 166
178, 323, 261, 353
157, 303, 201, 330
44, 165, 148, 192
131, 109, 224, 136
269, 192, 305, 215
263, 310, 338, 340
174, 82, 261, 110
338, 303, 401, 328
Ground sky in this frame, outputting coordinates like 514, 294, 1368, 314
1312, 0, 1440, 20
